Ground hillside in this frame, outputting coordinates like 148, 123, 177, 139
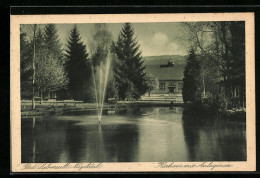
143, 55, 187, 65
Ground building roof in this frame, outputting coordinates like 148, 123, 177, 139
143, 55, 187, 65
145, 65, 185, 81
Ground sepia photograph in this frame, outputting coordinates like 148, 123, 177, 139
11, 13, 255, 172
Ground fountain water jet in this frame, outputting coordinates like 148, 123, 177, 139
91, 53, 112, 124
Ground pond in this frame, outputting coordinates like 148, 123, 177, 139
21, 107, 246, 163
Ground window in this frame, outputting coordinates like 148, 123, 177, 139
178, 82, 183, 90
159, 82, 165, 90
169, 81, 175, 87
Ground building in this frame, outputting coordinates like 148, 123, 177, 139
145, 60, 185, 96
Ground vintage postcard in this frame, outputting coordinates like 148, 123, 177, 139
11, 13, 255, 172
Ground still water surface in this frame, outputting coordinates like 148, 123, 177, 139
22, 107, 246, 163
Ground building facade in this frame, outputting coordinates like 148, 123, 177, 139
145, 60, 185, 96
158, 80, 183, 94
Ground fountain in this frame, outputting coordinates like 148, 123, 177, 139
91, 52, 112, 124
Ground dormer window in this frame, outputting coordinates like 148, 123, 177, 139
160, 59, 174, 68
168, 59, 174, 67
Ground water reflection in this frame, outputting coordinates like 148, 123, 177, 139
182, 108, 246, 161
22, 114, 140, 163
22, 116, 70, 163
137, 107, 189, 161
21, 107, 246, 163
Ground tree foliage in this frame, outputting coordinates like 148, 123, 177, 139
20, 24, 67, 101
65, 25, 92, 101
20, 31, 33, 96
182, 48, 203, 103
35, 49, 68, 93
111, 23, 148, 100
147, 74, 159, 97
43, 24, 64, 65
181, 21, 245, 108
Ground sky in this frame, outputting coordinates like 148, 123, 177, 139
56, 22, 187, 57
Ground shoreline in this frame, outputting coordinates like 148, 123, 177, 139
21, 101, 187, 117
21, 101, 246, 121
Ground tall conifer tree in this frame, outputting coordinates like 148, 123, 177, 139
111, 23, 148, 100
182, 48, 203, 103
44, 24, 64, 65
65, 25, 92, 101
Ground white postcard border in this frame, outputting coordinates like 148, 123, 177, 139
11, 13, 255, 172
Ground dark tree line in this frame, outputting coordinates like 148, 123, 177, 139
20, 23, 149, 107
181, 21, 245, 109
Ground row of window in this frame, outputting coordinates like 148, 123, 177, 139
159, 82, 165, 90
159, 81, 183, 91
